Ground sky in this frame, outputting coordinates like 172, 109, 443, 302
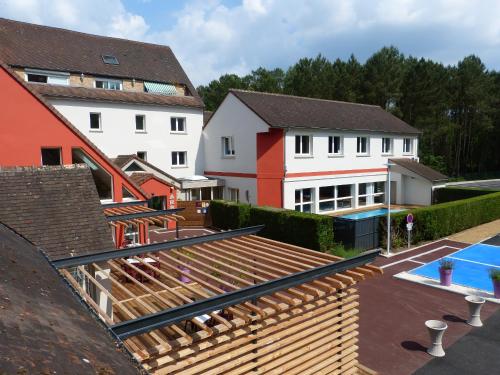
1, 0, 499, 86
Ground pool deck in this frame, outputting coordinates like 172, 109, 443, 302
358, 238, 499, 375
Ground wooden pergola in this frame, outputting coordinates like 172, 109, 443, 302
103, 204, 185, 229
56, 227, 381, 374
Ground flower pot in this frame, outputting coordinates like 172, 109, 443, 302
425, 320, 447, 357
178, 266, 191, 283
439, 267, 452, 286
493, 279, 500, 299
465, 295, 485, 327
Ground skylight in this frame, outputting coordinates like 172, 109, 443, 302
101, 54, 119, 65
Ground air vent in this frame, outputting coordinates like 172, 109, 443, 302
102, 54, 119, 65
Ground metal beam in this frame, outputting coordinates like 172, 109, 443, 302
105, 208, 185, 222
101, 200, 149, 208
112, 249, 379, 339
52, 225, 265, 269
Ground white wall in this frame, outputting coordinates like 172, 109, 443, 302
50, 99, 204, 178
222, 176, 258, 205
203, 93, 269, 174
403, 175, 432, 206
285, 129, 418, 174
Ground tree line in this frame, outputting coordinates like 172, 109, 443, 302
197, 47, 500, 177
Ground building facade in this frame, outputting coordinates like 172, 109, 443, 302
204, 89, 444, 213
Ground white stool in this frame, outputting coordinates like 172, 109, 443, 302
465, 295, 486, 327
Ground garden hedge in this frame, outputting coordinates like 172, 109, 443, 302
433, 186, 496, 204
209, 200, 334, 251
380, 191, 500, 248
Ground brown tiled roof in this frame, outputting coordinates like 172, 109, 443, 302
129, 172, 155, 186
113, 154, 181, 188
0, 61, 147, 199
203, 110, 214, 126
29, 83, 204, 108
229, 89, 420, 134
390, 158, 448, 182
0, 17, 201, 101
0, 165, 114, 260
0, 224, 140, 374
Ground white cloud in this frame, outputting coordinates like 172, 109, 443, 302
1, 0, 499, 86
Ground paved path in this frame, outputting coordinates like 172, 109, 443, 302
448, 219, 500, 244
358, 239, 499, 375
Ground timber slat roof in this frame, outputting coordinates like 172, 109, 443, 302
229, 89, 421, 134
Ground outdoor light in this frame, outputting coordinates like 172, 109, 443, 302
384, 162, 396, 256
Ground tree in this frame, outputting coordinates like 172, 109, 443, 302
197, 74, 250, 111
247, 67, 285, 93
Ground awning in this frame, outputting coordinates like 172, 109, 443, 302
144, 81, 178, 95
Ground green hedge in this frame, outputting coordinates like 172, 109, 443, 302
433, 186, 496, 204
210, 200, 334, 251
380, 191, 500, 248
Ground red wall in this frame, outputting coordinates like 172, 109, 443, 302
140, 177, 177, 229
0, 66, 144, 202
256, 128, 284, 207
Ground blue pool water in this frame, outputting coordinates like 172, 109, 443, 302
340, 208, 405, 220
410, 243, 500, 293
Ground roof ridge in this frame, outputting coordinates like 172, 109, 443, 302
229, 89, 381, 108
0, 17, 172, 51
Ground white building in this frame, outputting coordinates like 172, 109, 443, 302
0, 17, 221, 199
204, 90, 447, 213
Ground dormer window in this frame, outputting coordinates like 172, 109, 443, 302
95, 78, 122, 90
102, 54, 119, 65
25, 69, 69, 85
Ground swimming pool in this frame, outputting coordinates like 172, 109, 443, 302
410, 243, 500, 293
340, 208, 405, 220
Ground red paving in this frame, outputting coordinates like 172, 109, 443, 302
358, 239, 499, 375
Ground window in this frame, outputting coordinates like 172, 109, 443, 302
328, 136, 343, 155
295, 188, 313, 213
228, 188, 239, 202
358, 182, 385, 206
124, 226, 139, 246
319, 184, 353, 212
374, 181, 385, 203
72, 148, 112, 200
136, 151, 147, 161
171, 151, 187, 167
403, 138, 413, 154
295, 135, 311, 155
41, 148, 61, 166
25, 69, 69, 85
101, 54, 119, 65
95, 79, 122, 90
382, 138, 392, 154
171, 117, 186, 133
357, 137, 369, 154
89, 113, 101, 131
222, 136, 235, 157
135, 115, 145, 132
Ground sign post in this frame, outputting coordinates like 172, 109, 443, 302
406, 214, 414, 249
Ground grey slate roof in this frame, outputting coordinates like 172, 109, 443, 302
0, 223, 140, 374
229, 89, 420, 134
0, 17, 202, 103
390, 158, 448, 182
0, 165, 114, 260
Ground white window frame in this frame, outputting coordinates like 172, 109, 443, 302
89, 112, 102, 132
228, 188, 239, 202
382, 137, 393, 155
25, 68, 69, 85
94, 78, 122, 90
294, 188, 314, 213
135, 114, 146, 133
318, 184, 354, 212
403, 138, 413, 154
171, 117, 187, 133
328, 135, 343, 156
171, 151, 187, 167
356, 136, 369, 155
294, 135, 312, 156
221, 136, 235, 157
358, 182, 385, 207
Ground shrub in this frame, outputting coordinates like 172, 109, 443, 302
439, 259, 454, 270
489, 269, 500, 281
209, 200, 334, 251
380, 191, 500, 247
433, 186, 495, 204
